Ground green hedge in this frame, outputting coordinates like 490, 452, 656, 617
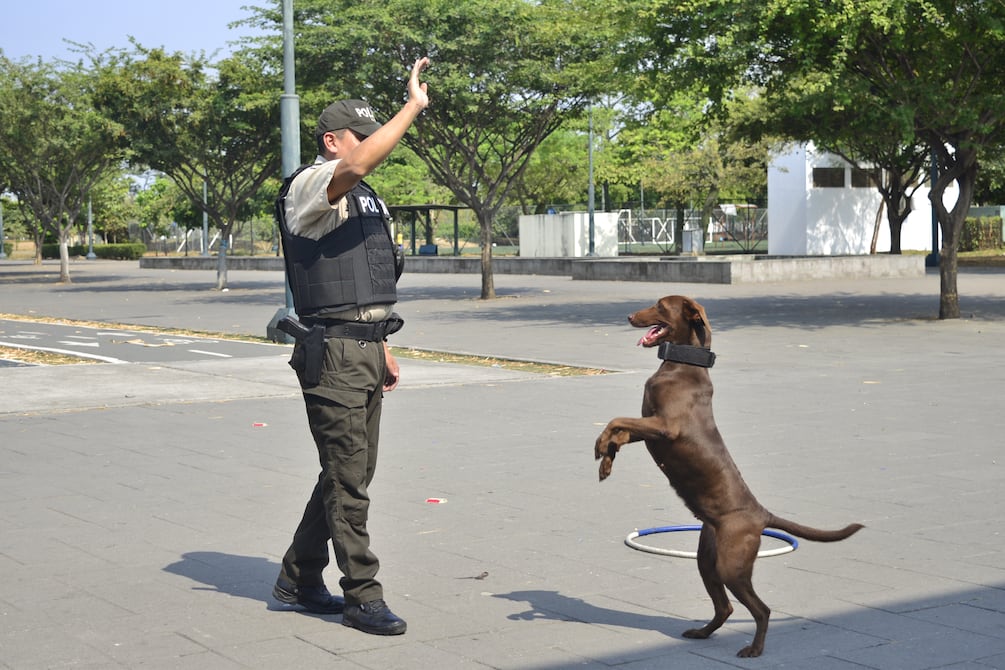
2, 242, 11, 257
41, 243, 147, 260
960, 216, 1003, 252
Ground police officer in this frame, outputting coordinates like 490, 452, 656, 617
272, 57, 429, 636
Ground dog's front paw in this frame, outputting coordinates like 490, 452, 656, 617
595, 427, 628, 481
598, 455, 614, 481
593, 433, 607, 461
595, 434, 617, 481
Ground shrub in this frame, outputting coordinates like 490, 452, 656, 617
960, 216, 1003, 252
41, 243, 147, 260
96, 243, 146, 260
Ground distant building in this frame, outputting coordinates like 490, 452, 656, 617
518, 211, 620, 257
768, 144, 952, 255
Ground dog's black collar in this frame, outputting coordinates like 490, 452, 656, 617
658, 342, 716, 368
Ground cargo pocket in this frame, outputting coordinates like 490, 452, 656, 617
305, 389, 369, 463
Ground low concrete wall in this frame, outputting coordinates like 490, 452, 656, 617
728, 254, 926, 282
141, 256, 286, 271
140, 253, 925, 283
399, 257, 574, 276
571, 258, 732, 283
141, 255, 576, 276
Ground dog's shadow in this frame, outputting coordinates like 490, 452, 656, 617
493, 589, 687, 638
163, 551, 300, 612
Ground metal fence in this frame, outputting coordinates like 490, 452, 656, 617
132, 220, 280, 257
617, 205, 768, 254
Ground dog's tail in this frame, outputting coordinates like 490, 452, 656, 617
767, 514, 864, 543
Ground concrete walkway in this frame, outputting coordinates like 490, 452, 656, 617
1, 259, 1004, 669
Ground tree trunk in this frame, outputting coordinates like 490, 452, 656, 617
886, 172, 914, 255
479, 211, 495, 299
216, 238, 229, 291
938, 243, 959, 319
929, 144, 978, 319
674, 205, 685, 255
58, 234, 71, 283
870, 199, 885, 254
888, 217, 904, 254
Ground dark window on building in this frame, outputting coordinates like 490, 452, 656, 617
812, 167, 845, 188
852, 168, 882, 188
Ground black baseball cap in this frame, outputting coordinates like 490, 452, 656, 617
315, 99, 382, 140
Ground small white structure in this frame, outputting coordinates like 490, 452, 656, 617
768, 144, 950, 255
518, 211, 619, 257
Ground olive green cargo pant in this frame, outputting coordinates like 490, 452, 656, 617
279, 336, 386, 605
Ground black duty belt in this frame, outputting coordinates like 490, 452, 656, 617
301, 313, 404, 342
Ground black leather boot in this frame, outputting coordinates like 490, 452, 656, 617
273, 578, 345, 615
342, 599, 407, 635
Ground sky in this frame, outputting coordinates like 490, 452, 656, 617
0, 1, 268, 62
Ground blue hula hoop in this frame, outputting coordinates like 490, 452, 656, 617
625, 524, 799, 559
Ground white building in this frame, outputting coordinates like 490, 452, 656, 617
768, 144, 951, 255
518, 211, 620, 257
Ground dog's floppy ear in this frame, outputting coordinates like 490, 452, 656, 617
682, 297, 712, 348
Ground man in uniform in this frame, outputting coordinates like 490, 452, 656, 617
272, 57, 430, 636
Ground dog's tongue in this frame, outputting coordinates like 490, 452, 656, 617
638, 325, 661, 347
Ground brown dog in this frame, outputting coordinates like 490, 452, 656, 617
595, 295, 863, 658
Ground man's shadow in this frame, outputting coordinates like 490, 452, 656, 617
164, 555, 695, 633
163, 551, 326, 614
493, 589, 688, 638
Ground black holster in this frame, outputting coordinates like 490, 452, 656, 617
278, 316, 326, 387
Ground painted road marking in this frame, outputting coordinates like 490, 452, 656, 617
187, 349, 232, 358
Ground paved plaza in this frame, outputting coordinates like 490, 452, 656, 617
1, 259, 1004, 669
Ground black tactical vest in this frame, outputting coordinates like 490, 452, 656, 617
276, 169, 399, 317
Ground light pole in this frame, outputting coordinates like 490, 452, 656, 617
926, 147, 940, 268
201, 180, 209, 256
86, 198, 97, 259
267, 0, 301, 343
587, 105, 596, 256
0, 198, 7, 259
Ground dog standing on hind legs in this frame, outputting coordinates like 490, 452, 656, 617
594, 295, 863, 658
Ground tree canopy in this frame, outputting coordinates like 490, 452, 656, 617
2, 0, 1002, 314
0, 55, 127, 280
627, 0, 1005, 318
94, 45, 282, 289
245, 0, 619, 298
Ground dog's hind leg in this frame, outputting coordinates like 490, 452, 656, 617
725, 578, 770, 657
683, 525, 733, 641
715, 527, 770, 658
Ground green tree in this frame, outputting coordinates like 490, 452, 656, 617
0, 56, 127, 279
0, 194, 31, 254
633, 0, 1005, 318
511, 125, 593, 214
595, 87, 769, 254
134, 176, 183, 240
367, 147, 453, 208
88, 171, 139, 244
974, 148, 1005, 207
246, 0, 617, 298
94, 46, 281, 289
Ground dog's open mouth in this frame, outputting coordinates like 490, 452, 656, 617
637, 324, 668, 347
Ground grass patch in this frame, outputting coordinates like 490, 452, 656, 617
392, 347, 610, 377
959, 249, 1005, 266
0, 313, 267, 344
0, 345, 101, 366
